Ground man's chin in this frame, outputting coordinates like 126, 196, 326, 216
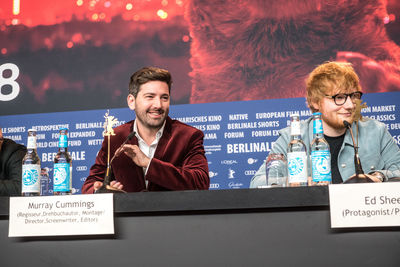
325, 117, 352, 130
147, 118, 166, 128
341, 118, 354, 125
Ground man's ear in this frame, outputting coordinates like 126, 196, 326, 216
127, 94, 135, 111
310, 100, 320, 112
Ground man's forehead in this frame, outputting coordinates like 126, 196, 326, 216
327, 86, 358, 95
139, 81, 169, 94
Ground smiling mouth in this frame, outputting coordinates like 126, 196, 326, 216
148, 110, 164, 117
338, 114, 352, 118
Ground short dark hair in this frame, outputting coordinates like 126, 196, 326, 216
128, 67, 172, 97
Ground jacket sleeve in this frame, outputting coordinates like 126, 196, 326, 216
0, 146, 26, 196
376, 126, 400, 180
145, 130, 210, 190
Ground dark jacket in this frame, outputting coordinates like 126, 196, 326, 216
0, 138, 27, 196
82, 117, 210, 193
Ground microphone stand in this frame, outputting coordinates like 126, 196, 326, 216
95, 131, 136, 193
342, 121, 374, 184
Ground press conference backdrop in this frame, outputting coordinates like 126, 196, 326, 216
1, 1, 400, 191
1, 92, 400, 192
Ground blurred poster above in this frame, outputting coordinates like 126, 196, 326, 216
0, 0, 399, 115
186, 0, 400, 103
0, 0, 192, 115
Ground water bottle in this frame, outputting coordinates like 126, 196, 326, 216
265, 153, 287, 187
53, 128, 73, 195
22, 129, 41, 196
311, 112, 332, 185
287, 114, 308, 186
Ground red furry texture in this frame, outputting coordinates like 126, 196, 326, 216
186, 0, 400, 103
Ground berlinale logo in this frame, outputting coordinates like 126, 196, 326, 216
228, 168, 235, 179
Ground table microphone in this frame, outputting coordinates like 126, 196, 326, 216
108, 131, 136, 166
96, 131, 136, 193
342, 120, 373, 183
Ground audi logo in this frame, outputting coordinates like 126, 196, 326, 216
76, 166, 88, 171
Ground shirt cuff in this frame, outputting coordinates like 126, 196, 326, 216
368, 171, 386, 182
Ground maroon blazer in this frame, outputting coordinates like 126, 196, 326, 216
82, 117, 210, 193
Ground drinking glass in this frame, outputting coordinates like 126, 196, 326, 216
265, 153, 288, 187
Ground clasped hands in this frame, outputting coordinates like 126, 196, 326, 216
348, 173, 383, 183
93, 144, 150, 192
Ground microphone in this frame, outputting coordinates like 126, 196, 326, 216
342, 121, 373, 183
109, 131, 136, 166
96, 131, 136, 193
343, 120, 363, 175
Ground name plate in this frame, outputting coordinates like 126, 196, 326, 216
9, 193, 114, 237
329, 183, 400, 228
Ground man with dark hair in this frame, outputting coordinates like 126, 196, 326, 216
0, 128, 27, 196
128, 66, 172, 97
82, 67, 210, 193
251, 62, 400, 187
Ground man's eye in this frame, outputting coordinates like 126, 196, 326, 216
335, 95, 346, 100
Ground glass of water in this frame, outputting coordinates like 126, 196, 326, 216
265, 153, 288, 187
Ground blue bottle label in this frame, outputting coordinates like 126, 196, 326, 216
287, 152, 308, 183
53, 163, 71, 191
313, 119, 324, 134
22, 164, 41, 193
311, 150, 331, 182
59, 134, 68, 148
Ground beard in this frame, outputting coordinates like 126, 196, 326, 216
322, 99, 364, 130
135, 108, 168, 130
320, 107, 355, 131
323, 114, 353, 130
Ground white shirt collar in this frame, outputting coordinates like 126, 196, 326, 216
133, 119, 166, 145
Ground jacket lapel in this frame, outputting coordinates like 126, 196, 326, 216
154, 117, 172, 160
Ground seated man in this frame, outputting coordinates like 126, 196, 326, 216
0, 128, 27, 196
251, 62, 400, 187
82, 67, 210, 193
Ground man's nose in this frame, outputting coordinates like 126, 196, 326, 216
152, 97, 162, 108
343, 96, 355, 109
